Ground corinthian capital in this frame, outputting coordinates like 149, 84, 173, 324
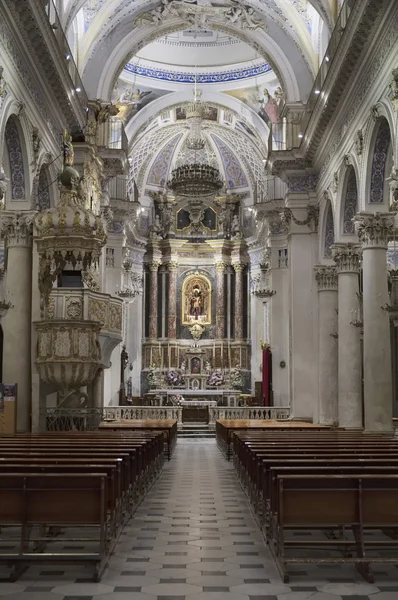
148, 261, 161, 272
332, 243, 361, 273
0, 211, 33, 247
354, 212, 396, 250
314, 266, 338, 291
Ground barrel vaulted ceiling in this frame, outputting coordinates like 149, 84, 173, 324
59, 0, 336, 194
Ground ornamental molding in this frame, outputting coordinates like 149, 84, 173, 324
282, 205, 319, 233
354, 211, 396, 250
124, 60, 271, 84
332, 242, 361, 274
0, 211, 34, 247
318, 5, 398, 176
314, 265, 338, 291
1, 2, 84, 133
389, 67, 398, 110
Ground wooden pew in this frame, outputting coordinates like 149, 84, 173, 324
0, 472, 109, 582
0, 431, 165, 581
98, 419, 178, 460
227, 429, 398, 582
270, 474, 398, 583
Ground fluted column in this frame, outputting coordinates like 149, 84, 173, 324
167, 261, 178, 339
332, 243, 362, 428
148, 261, 160, 339
233, 263, 245, 339
354, 212, 395, 433
215, 261, 226, 338
1, 212, 33, 431
315, 266, 338, 425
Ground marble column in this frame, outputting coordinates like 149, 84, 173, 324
315, 266, 338, 425
1, 212, 33, 431
215, 261, 226, 338
167, 261, 178, 339
332, 243, 362, 428
354, 212, 395, 433
233, 263, 245, 340
148, 261, 160, 339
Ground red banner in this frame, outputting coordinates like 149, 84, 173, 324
262, 347, 272, 406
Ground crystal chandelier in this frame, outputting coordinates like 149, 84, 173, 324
168, 86, 223, 197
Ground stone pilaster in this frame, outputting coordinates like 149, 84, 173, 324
233, 263, 245, 340
354, 212, 395, 433
167, 261, 178, 339
1, 212, 34, 431
148, 261, 160, 339
315, 266, 338, 425
332, 243, 363, 428
215, 261, 227, 339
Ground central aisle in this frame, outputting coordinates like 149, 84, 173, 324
101, 439, 386, 600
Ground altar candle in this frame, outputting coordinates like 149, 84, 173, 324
213, 342, 215, 361
168, 343, 171, 367
228, 342, 231, 369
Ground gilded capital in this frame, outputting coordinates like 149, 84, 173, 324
148, 261, 161, 272
215, 261, 227, 272
314, 266, 338, 291
0, 211, 33, 247
233, 263, 245, 273
354, 212, 395, 250
167, 261, 179, 271
332, 243, 361, 274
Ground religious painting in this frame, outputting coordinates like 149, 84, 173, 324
205, 107, 218, 122
191, 357, 201, 374
182, 274, 212, 325
224, 83, 284, 125
176, 107, 186, 120
177, 208, 191, 230
202, 207, 217, 231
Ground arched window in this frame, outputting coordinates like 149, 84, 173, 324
4, 116, 26, 202
342, 166, 357, 234
324, 202, 335, 258
370, 117, 392, 204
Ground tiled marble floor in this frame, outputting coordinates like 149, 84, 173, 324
1, 439, 398, 599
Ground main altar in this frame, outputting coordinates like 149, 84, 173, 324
139, 91, 251, 405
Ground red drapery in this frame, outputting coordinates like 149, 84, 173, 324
262, 346, 272, 406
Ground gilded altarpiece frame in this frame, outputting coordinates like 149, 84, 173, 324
181, 274, 212, 326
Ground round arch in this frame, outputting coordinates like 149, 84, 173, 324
362, 102, 396, 209
2, 114, 30, 206
126, 90, 270, 147
319, 195, 335, 260
81, 15, 311, 102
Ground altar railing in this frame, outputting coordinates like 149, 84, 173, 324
39, 405, 291, 431
210, 406, 291, 421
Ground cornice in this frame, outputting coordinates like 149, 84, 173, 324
268, 0, 397, 178
3, 0, 86, 133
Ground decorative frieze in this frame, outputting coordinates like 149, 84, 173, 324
354, 212, 395, 249
315, 266, 338, 291
332, 242, 361, 273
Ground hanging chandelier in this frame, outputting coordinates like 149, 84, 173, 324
168, 87, 223, 197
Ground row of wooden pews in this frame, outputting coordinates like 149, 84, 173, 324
216, 419, 329, 460
0, 430, 165, 581
230, 427, 398, 583
99, 419, 178, 460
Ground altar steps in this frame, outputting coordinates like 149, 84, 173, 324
178, 424, 215, 438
